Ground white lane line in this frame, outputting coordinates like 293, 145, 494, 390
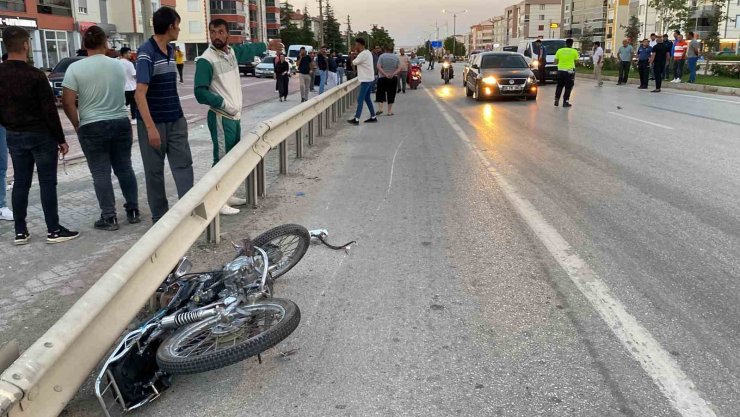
424, 87, 717, 417
608, 111, 674, 130
663, 92, 740, 105
387, 134, 408, 195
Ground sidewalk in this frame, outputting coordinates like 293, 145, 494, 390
0, 87, 315, 347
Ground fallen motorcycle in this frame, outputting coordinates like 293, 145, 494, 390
95, 224, 320, 416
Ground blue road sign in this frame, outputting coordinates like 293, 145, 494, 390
431, 41, 442, 48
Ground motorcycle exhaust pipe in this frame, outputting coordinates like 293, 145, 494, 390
161, 308, 219, 329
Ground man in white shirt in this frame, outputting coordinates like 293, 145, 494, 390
592, 41, 604, 87
118, 47, 137, 123
347, 37, 378, 125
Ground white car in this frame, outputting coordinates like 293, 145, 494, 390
418, 57, 426, 65
255, 56, 275, 78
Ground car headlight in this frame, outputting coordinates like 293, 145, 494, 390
482, 76, 497, 85
527, 76, 535, 84
443, 62, 450, 68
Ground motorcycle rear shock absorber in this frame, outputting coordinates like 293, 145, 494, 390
161, 308, 219, 329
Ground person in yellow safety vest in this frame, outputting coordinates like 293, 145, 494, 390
175, 45, 184, 83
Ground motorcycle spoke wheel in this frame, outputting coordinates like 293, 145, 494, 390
251, 224, 310, 279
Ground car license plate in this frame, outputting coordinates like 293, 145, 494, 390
502, 85, 522, 91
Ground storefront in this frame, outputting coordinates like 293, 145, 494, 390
0, 15, 38, 59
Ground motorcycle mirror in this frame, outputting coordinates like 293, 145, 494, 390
173, 257, 193, 278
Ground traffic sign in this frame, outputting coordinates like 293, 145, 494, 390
550, 23, 559, 28
431, 40, 443, 48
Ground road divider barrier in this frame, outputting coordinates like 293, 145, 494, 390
0, 79, 360, 417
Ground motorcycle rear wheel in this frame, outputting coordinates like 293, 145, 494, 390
252, 224, 310, 279
156, 298, 300, 375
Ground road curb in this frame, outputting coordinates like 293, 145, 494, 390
577, 73, 740, 96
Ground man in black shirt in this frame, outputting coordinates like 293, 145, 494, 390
297, 47, 312, 102
317, 47, 328, 94
0, 26, 79, 245
649, 36, 670, 93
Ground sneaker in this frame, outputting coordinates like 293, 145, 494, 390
126, 209, 141, 224
563, 102, 572, 108
94, 216, 120, 231
47, 226, 80, 244
0, 206, 13, 221
228, 196, 247, 206
347, 118, 360, 125
14, 231, 30, 246
131, 119, 137, 125
364, 117, 378, 123
554, 99, 559, 107
675, 79, 682, 84
220, 205, 240, 215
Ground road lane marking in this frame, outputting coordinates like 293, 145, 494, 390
608, 111, 674, 130
425, 87, 717, 417
643, 105, 740, 127
663, 92, 740, 105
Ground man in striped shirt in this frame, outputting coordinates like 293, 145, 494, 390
135, 7, 193, 223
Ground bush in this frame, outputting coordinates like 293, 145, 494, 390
712, 54, 740, 61
711, 63, 740, 79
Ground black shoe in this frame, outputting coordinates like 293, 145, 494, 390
403, 90, 406, 93
301, 98, 307, 102
364, 117, 378, 123
554, 99, 559, 107
47, 226, 80, 244
126, 209, 141, 224
94, 216, 120, 231
14, 231, 30, 246
376, 110, 383, 115
563, 102, 572, 108
347, 118, 360, 125
651, 89, 661, 93
638, 86, 647, 89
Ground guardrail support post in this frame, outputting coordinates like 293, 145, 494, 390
317, 114, 324, 137
246, 169, 258, 208
295, 129, 303, 159
308, 120, 315, 145
279, 141, 288, 174
325, 108, 331, 129
206, 215, 221, 244
257, 160, 266, 197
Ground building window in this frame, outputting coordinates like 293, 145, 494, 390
0, 0, 26, 12
188, 0, 199, 12
77, 0, 87, 13
227, 21, 245, 36
565, 4, 569, 11
736, 15, 740, 28
37, 0, 72, 16
540, 4, 546, 9
40, 29, 70, 69
539, 14, 545, 20
210, 0, 244, 14
189, 20, 202, 33
267, 28, 279, 37
538, 25, 544, 30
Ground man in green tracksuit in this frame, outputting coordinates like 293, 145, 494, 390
195, 18, 265, 215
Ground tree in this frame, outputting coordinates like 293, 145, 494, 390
416, 45, 429, 58
622, 15, 640, 47
578, 28, 593, 53
648, 0, 690, 34
703, 0, 725, 52
370, 25, 394, 50
444, 36, 466, 56
299, 10, 317, 46
280, 2, 304, 48
355, 30, 372, 49
322, 0, 344, 51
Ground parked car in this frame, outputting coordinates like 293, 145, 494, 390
47, 56, 86, 104
239, 56, 261, 76
464, 52, 538, 101
254, 56, 275, 78
462, 53, 479, 86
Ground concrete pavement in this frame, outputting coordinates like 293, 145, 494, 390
5, 64, 740, 416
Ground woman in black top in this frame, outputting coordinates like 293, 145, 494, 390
275, 54, 291, 102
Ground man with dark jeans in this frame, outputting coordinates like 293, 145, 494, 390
649, 36, 670, 93
62, 25, 139, 230
663, 34, 673, 81
637, 39, 653, 89
617, 39, 634, 85
553, 38, 579, 107
135, 7, 194, 223
0, 26, 79, 245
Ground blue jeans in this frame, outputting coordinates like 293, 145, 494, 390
337, 67, 345, 84
687, 57, 698, 83
0, 125, 7, 208
6, 130, 60, 234
354, 81, 376, 119
78, 118, 139, 219
318, 69, 327, 94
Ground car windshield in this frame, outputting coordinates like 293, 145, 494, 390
541, 40, 566, 54
262, 56, 275, 64
51, 58, 82, 73
287, 50, 300, 59
481, 55, 528, 69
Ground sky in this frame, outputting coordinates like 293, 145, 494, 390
305, 0, 510, 47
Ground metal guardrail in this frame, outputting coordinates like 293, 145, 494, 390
0, 78, 360, 417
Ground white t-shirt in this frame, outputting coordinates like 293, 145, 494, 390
119, 58, 137, 91
649, 39, 657, 47
592, 47, 604, 65
353, 49, 375, 82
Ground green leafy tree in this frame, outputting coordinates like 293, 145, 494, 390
355, 30, 372, 49
622, 15, 640, 47
299, 10, 317, 46
703, 1, 725, 52
416, 45, 429, 57
444, 36, 466, 56
280, 2, 304, 48
649, 0, 690, 34
322, 1, 344, 51
370, 25, 394, 50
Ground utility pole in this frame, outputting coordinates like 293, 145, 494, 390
442, 9, 468, 57
142, 0, 154, 42
317, 0, 324, 46
346, 15, 352, 54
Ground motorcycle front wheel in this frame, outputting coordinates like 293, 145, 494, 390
252, 224, 310, 279
156, 298, 300, 375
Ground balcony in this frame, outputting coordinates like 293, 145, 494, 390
0, 0, 26, 12
37, 0, 72, 17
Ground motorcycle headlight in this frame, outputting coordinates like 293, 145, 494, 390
443, 62, 450, 68
531, 61, 539, 69
483, 76, 497, 85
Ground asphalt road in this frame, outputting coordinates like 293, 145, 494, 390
56, 64, 740, 416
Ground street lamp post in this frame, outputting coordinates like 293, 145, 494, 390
442, 8, 468, 57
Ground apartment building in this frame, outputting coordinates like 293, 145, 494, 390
470, 19, 494, 51
508, 0, 562, 45
492, 15, 507, 49
209, 0, 248, 44
562, 0, 608, 49
504, 4, 519, 45
176, 0, 208, 60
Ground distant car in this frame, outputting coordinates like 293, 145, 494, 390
464, 52, 538, 101
462, 53, 479, 86
239, 56, 261, 76
254, 56, 275, 78
418, 57, 426, 65
47, 56, 86, 104
286, 57, 297, 74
